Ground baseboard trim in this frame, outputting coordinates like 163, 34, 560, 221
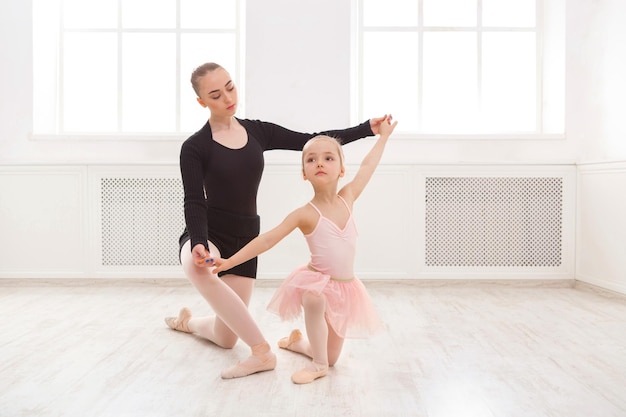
0, 277, 576, 288
0, 278, 191, 287
574, 280, 626, 300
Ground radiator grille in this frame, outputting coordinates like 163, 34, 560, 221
425, 177, 563, 267
101, 178, 184, 266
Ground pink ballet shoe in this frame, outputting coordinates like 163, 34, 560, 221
164, 307, 192, 333
291, 363, 328, 384
221, 342, 277, 379
278, 329, 302, 350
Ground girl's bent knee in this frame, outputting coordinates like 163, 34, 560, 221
302, 292, 325, 309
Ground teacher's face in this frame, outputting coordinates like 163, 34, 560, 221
196, 67, 238, 117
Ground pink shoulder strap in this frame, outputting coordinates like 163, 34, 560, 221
337, 195, 352, 214
309, 196, 351, 216
307, 201, 322, 216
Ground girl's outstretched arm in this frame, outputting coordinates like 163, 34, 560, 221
340, 116, 398, 203
211, 208, 303, 274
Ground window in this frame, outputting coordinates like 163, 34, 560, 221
356, 0, 564, 136
32, 0, 243, 137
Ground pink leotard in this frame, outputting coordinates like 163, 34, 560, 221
305, 195, 356, 280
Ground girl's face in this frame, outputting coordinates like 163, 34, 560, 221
302, 138, 345, 184
196, 68, 238, 117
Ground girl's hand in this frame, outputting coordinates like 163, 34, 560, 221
378, 115, 397, 137
369, 115, 388, 135
211, 257, 230, 274
192, 243, 214, 267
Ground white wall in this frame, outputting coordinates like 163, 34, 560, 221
0, 0, 624, 292
245, 0, 352, 132
568, 0, 626, 294
567, 0, 626, 162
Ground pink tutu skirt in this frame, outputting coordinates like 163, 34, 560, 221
266, 265, 384, 339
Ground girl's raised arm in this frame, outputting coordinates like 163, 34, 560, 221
340, 116, 397, 203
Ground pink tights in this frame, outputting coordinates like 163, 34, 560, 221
299, 292, 345, 368
179, 240, 264, 349
179, 241, 276, 378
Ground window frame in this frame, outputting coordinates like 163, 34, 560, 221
31, 0, 245, 141
353, 0, 565, 140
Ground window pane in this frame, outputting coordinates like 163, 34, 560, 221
122, 0, 176, 29
63, 33, 118, 132
355, 0, 563, 136
483, 0, 536, 27
422, 33, 477, 133
362, 0, 418, 27
181, 0, 237, 29
423, 0, 476, 27
482, 33, 536, 132
363, 32, 419, 132
63, 0, 117, 29
122, 34, 177, 132
179, 33, 237, 132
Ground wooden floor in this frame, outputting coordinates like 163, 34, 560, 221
1, 279, 626, 417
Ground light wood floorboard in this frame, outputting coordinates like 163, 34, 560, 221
1, 280, 625, 417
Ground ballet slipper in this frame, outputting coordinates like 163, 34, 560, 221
164, 307, 192, 333
220, 342, 277, 379
291, 362, 328, 384
278, 329, 303, 350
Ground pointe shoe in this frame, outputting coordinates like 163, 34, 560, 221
164, 307, 192, 333
278, 329, 302, 350
220, 350, 277, 379
291, 364, 328, 384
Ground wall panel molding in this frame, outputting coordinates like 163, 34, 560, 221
0, 166, 88, 277
576, 161, 626, 293
0, 163, 577, 281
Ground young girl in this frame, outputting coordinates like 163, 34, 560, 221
211, 115, 397, 384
